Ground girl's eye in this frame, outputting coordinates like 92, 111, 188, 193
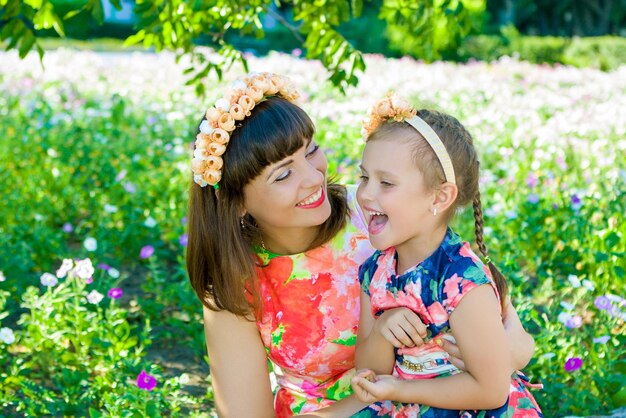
359, 175, 369, 183
275, 170, 291, 182
306, 144, 319, 157
381, 181, 394, 187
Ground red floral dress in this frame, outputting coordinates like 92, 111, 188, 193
253, 185, 375, 416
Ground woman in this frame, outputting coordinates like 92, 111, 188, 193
187, 73, 535, 417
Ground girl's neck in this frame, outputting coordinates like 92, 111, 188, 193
395, 224, 448, 275
260, 225, 321, 255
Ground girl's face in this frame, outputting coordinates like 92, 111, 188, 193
357, 137, 438, 253
243, 138, 331, 236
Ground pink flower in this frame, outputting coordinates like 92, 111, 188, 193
427, 301, 448, 324
443, 274, 463, 303
136, 370, 157, 391
140, 245, 154, 259
107, 288, 123, 299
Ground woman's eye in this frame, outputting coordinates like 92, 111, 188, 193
275, 170, 291, 182
306, 144, 319, 157
381, 181, 393, 187
359, 175, 368, 183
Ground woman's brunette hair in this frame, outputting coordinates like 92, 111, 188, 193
187, 97, 348, 316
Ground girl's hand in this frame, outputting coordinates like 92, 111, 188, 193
351, 369, 399, 403
374, 307, 428, 348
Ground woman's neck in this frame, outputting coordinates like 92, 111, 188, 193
261, 225, 321, 255
395, 225, 448, 275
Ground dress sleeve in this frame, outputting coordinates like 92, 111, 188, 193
358, 252, 380, 296
440, 243, 500, 316
345, 184, 368, 235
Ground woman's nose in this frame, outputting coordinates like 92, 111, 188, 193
301, 159, 325, 188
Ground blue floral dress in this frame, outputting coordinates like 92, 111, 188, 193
355, 228, 543, 418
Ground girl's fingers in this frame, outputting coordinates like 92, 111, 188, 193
403, 312, 428, 340
391, 325, 415, 347
382, 329, 404, 348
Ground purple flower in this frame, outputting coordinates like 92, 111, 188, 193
571, 194, 582, 211
527, 193, 539, 204
526, 173, 538, 188
565, 315, 582, 329
594, 296, 612, 311
564, 357, 582, 372
136, 370, 157, 391
97, 263, 111, 271
291, 48, 302, 57
62, 222, 73, 233
179, 233, 188, 247
181, 216, 187, 226
107, 288, 123, 299
593, 336, 610, 344
115, 169, 127, 182
140, 245, 154, 259
123, 182, 137, 194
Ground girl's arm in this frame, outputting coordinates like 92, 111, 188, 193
203, 305, 276, 418
354, 291, 395, 374
353, 285, 510, 409
355, 290, 428, 374
434, 297, 534, 373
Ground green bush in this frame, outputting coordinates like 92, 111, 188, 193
455, 32, 626, 71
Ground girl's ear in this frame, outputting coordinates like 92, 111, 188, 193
433, 182, 458, 214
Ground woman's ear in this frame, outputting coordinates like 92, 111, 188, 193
433, 182, 458, 214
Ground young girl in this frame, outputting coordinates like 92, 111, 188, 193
351, 94, 542, 417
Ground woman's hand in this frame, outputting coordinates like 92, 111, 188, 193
374, 307, 428, 348
351, 369, 399, 403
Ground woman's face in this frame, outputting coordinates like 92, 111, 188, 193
243, 138, 331, 234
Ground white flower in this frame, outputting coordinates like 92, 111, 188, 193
0, 271, 5, 282
567, 274, 581, 288
74, 259, 95, 280
560, 301, 575, 311
540, 352, 556, 360
108, 268, 120, 279
557, 311, 572, 325
199, 120, 214, 135
104, 204, 118, 213
87, 290, 104, 304
215, 98, 231, 112
193, 174, 207, 187
84, 237, 97, 252
582, 280, 595, 291
56, 258, 74, 278
144, 217, 157, 228
40, 272, 58, 287
231, 80, 247, 91
0, 327, 15, 345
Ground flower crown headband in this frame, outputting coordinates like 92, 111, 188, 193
361, 94, 456, 185
192, 72, 301, 188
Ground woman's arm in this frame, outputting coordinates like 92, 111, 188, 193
203, 305, 275, 418
502, 297, 535, 371
295, 394, 370, 417
353, 285, 510, 409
